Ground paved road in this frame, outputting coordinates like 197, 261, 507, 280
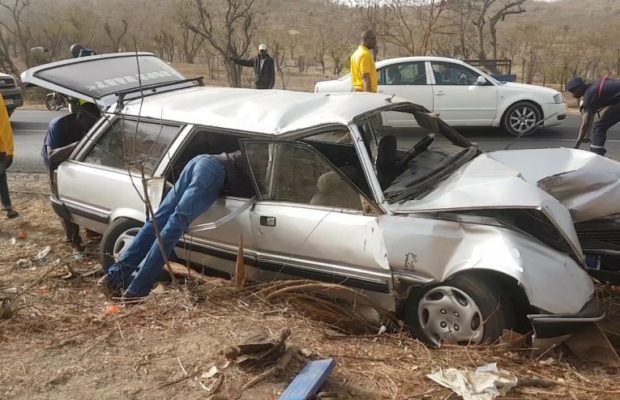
9, 109, 620, 173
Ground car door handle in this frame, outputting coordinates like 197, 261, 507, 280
435, 91, 446, 96
260, 216, 276, 227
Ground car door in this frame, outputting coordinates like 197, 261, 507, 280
240, 139, 392, 293
378, 61, 433, 127
57, 117, 181, 232
429, 61, 498, 126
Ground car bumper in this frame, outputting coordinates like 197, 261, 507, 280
1, 87, 23, 109
541, 103, 568, 127
528, 293, 604, 343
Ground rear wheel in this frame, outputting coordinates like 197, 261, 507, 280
100, 218, 142, 272
502, 101, 541, 136
404, 275, 514, 346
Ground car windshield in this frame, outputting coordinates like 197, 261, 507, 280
356, 107, 479, 203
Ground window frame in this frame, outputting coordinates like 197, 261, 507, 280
76, 115, 182, 176
240, 138, 374, 212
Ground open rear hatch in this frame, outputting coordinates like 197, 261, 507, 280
21, 52, 192, 107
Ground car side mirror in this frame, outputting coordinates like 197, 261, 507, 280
476, 76, 487, 85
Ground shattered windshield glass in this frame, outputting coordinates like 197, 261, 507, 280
356, 107, 479, 203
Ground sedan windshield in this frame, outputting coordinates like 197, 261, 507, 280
356, 107, 479, 203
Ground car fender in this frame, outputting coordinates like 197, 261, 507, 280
494, 95, 545, 126
380, 214, 595, 316
108, 207, 147, 225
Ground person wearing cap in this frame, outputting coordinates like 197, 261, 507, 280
566, 76, 620, 155
350, 30, 378, 92
230, 44, 275, 89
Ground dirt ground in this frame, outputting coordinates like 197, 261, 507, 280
1, 173, 619, 400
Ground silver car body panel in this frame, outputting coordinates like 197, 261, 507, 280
487, 148, 620, 223
390, 153, 584, 262
380, 214, 595, 315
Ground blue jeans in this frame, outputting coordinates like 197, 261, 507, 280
590, 102, 620, 156
107, 155, 225, 296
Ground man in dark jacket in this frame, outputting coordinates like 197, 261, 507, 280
567, 76, 620, 155
231, 44, 276, 89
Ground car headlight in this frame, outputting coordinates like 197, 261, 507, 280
553, 94, 564, 104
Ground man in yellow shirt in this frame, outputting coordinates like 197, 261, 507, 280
0, 95, 18, 218
350, 30, 378, 92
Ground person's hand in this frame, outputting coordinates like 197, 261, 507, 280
5, 155, 12, 169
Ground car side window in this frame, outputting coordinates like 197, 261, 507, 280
431, 62, 479, 86
83, 118, 178, 175
244, 141, 363, 211
380, 62, 427, 86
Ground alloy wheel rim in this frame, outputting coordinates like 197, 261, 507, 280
417, 286, 484, 346
509, 106, 537, 133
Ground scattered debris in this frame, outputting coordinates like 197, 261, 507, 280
427, 363, 518, 400
34, 245, 52, 261
104, 304, 122, 317
225, 328, 291, 371
565, 323, 620, 366
278, 358, 336, 400
17, 231, 28, 240
16, 259, 33, 269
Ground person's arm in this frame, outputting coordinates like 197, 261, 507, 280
360, 52, 375, 92
230, 57, 254, 67
47, 142, 79, 164
363, 74, 372, 92
268, 58, 276, 89
574, 110, 595, 148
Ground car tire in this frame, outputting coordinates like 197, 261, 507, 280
100, 218, 143, 272
502, 101, 541, 137
404, 275, 514, 346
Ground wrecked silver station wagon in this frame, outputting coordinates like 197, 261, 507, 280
22, 53, 618, 346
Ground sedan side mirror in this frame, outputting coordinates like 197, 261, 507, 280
476, 76, 487, 85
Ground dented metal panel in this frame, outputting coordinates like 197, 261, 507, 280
390, 154, 584, 262
379, 214, 595, 315
487, 148, 620, 223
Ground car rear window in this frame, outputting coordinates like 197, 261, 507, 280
83, 118, 179, 175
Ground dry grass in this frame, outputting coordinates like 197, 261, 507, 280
1, 172, 619, 400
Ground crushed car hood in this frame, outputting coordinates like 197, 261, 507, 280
391, 152, 584, 260
487, 148, 620, 222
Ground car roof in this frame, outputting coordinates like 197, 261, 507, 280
376, 56, 470, 69
120, 86, 410, 135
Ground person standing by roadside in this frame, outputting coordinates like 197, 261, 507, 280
567, 76, 620, 155
42, 102, 100, 252
0, 95, 18, 219
230, 44, 276, 89
350, 30, 378, 93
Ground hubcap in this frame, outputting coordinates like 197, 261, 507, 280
112, 228, 141, 261
418, 286, 484, 345
509, 106, 537, 134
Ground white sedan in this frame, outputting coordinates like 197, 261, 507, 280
315, 56, 567, 136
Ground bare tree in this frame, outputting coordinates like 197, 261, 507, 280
176, 0, 205, 64
152, 30, 176, 62
471, 0, 526, 60
0, 0, 33, 69
271, 40, 288, 89
104, 19, 129, 52
188, 0, 258, 88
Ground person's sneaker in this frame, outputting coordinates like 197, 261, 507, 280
5, 209, 18, 219
121, 290, 147, 305
97, 275, 123, 298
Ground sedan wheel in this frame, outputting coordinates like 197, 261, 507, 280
404, 276, 513, 346
503, 102, 541, 136
100, 218, 143, 272
418, 286, 484, 345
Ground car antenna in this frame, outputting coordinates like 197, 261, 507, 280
504, 112, 558, 150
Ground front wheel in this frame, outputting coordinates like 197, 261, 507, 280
502, 101, 541, 137
100, 218, 143, 272
404, 275, 514, 346
45, 95, 61, 111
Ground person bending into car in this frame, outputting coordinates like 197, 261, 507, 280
99, 150, 254, 299
567, 76, 620, 155
42, 102, 101, 253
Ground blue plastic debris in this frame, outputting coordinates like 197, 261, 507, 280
278, 358, 336, 400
